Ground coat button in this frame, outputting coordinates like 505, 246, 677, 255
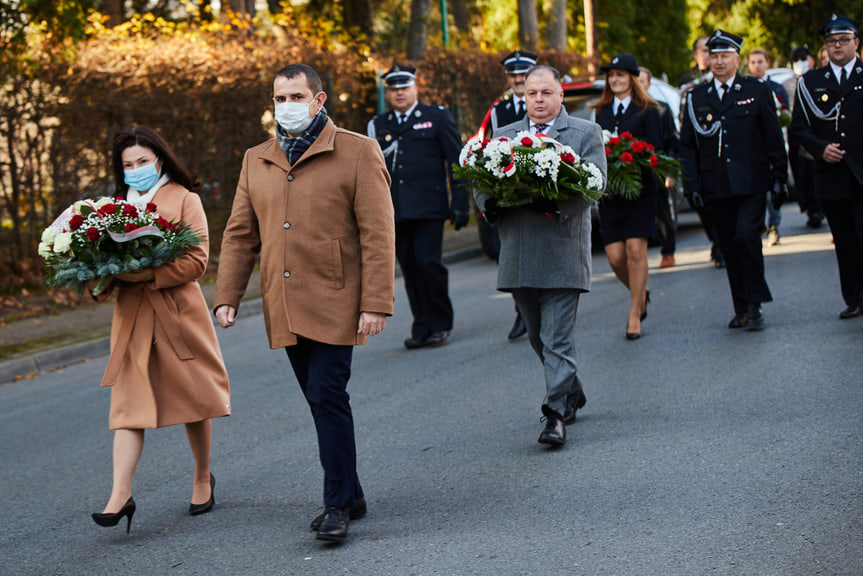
283, 271, 291, 278
287, 174, 294, 181
283, 222, 291, 229
841, 133, 846, 138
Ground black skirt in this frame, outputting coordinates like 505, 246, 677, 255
598, 171, 659, 245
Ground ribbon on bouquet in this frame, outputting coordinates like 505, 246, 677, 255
52, 199, 164, 243
498, 133, 563, 177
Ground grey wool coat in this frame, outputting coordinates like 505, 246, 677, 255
474, 108, 607, 291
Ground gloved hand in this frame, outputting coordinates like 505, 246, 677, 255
689, 190, 704, 209
451, 210, 469, 230
770, 181, 789, 210
525, 198, 559, 216
481, 199, 500, 224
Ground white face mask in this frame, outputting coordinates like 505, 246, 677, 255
793, 60, 810, 76
274, 93, 321, 134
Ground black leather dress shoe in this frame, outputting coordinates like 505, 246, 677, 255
563, 390, 586, 425
745, 304, 764, 331
315, 506, 350, 543
538, 413, 566, 446
310, 498, 366, 532
728, 313, 747, 329
508, 313, 527, 340
425, 331, 449, 347
404, 336, 428, 349
839, 305, 862, 319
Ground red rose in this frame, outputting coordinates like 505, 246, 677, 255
631, 141, 647, 154
604, 146, 611, 156
145, 202, 157, 213
521, 137, 535, 146
99, 203, 117, 215
609, 136, 621, 146
620, 152, 634, 163
86, 227, 100, 241
646, 143, 655, 152
621, 131, 633, 140
649, 155, 658, 167
560, 152, 575, 165
123, 222, 138, 232
69, 214, 84, 230
122, 204, 138, 218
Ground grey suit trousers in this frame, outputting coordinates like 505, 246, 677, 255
511, 287, 584, 417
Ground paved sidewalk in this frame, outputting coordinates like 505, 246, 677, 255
0, 223, 483, 383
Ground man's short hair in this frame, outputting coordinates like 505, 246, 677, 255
639, 66, 653, 79
748, 48, 771, 62
525, 65, 560, 83
693, 35, 709, 51
275, 64, 323, 94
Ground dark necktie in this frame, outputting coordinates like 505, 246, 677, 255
517, 100, 525, 116
534, 123, 548, 134
840, 67, 848, 88
398, 113, 406, 125
615, 103, 624, 119
720, 83, 729, 102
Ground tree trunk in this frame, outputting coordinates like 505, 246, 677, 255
450, 0, 470, 34
517, 0, 539, 50
343, 0, 375, 39
229, 0, 254, 15
98, 0, 123, 26
548, 0, 566, 50
407, 0, 432, 62
583, 0, 598, 78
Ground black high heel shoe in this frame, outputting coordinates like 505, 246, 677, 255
640, 289, 651, 322
189, 473, 215, 516
92, 497, 136, 533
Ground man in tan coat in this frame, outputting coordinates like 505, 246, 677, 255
214, 64, 395, 544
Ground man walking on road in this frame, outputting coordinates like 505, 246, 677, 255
474, 65, 607, 447
214, 64, 396, 543
680, 30, 788, 331
790, 13, 863, 320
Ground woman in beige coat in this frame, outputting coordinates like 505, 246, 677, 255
91, 127, 231, 533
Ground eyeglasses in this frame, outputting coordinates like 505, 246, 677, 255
825, 36, 856, 47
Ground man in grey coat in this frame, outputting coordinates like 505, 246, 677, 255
474, 65, 607, 446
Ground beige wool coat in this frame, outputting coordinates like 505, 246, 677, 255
99, 184, 231, 429
214, 119, 396, 348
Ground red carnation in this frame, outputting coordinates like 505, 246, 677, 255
631, 141, 647, 154
605, 146, 611, 156
145, 202, 157, 213
122, 204, 139, 218
99, 203, 117, 215
646, 143, 655, 152
69, 214, 84, 230
521, 137, 535, 146
649, 155, 659, 167
86, 227, 101, 241
560, 152, 575, 165
609, 136, 621, 146
620, 152, 634, 163
621, 131, 633, 140
123, 222, 138, 232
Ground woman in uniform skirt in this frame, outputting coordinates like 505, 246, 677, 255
590, 54, 664, 339
90, 127, 231, 532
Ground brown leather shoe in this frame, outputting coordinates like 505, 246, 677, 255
659, 254, 675, 268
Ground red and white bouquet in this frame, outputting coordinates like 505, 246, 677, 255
40, 196, 203, 295
454, 131, 605, 207
603, 130, 680, 201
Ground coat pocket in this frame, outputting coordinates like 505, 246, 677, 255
329, 239, 345, 290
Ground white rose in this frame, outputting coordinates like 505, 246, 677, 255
94, 197, 114, 208
53, 232, 73, 254
41, 226, 61, 243
37, 242, 52, 258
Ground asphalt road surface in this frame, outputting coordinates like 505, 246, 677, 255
1, 209, 861, 576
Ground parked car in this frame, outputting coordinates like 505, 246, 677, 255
472, 76, 686, 258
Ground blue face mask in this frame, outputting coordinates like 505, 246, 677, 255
124, 161, 160, 191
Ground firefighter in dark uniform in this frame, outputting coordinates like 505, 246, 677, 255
479, 50, 537, 340
680, 30, 789, 330
367, 65, 470, 348
790, 14, 863, 320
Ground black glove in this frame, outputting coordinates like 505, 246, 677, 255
525, 198, 559, 216
770, 181, 789, 210
451, 210, 469, 230
689, 190, 704, 209
481, 199, 500, 224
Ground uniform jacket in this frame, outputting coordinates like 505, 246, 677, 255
789, 58, 863, 199
368, 101, 468, 222
680, 74, 787, 200
100, 183, 231, 430
214, 119, 396, 349
474, 109, 607, 291
489, 91, 527, 137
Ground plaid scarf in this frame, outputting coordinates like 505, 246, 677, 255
275, 108, 328, 165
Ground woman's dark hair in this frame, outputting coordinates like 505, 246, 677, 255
112, 126, 198, 197
589, 70, 659, 113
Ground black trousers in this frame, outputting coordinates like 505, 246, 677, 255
395, 219, 454, 339
657, 183, 677, 256
286, 339, 362, 509
705, 193, 772, 315
822, 193, 863, 308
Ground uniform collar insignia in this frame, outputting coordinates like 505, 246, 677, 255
733, 83, 741, 91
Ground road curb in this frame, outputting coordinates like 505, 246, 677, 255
0, 246, 483, 384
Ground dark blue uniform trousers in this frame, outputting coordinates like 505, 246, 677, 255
395, 219, 454, 340
286, 339, 363, 509
822, 184, 863, 308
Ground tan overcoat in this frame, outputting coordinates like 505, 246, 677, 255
214, 119, 396, 348
100, 184, 231, 429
